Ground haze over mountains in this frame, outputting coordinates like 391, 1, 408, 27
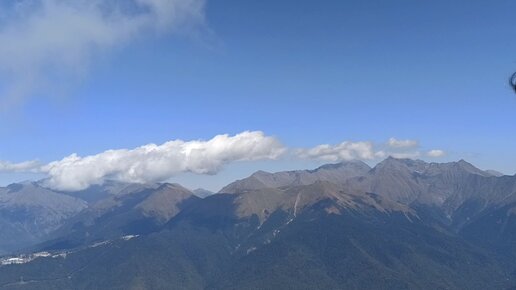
0, 158, 515, 289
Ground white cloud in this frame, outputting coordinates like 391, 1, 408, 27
296, 141, 376, 162
297, 139, 443, 162
389, 151, 421, 159
0, 160, 40, 173
387, 138, 418, 148
39, 131, 285, 191
427, 149, 446, 158
0, 0, 206, 109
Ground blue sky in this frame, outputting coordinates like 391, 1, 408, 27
0, 0, 516, 191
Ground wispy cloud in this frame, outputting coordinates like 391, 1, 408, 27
0, 160, 40, 173
387, 138, 418, 149
0, 0, 206, 110
426, 149, 446, 158
296, 141, 378, 162
297, 137, 443, 162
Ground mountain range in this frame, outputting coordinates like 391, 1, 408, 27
0, 158, 515, 289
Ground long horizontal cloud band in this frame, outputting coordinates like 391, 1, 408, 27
0, 132, 444, 191
41, 131, 285, 191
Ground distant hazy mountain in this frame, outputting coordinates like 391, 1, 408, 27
192, 188, 215, 198
55, 180, 160, 204
37, 183, 199, 252
1, 158, 516, 289
0, 183, 87, 255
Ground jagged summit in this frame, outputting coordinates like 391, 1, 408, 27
371, 157, 492, 177
219, 160, 371, 193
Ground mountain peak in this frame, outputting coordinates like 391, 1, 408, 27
456, 159, 477, 170
252, 170, 271, 175
373, 158, 492, 177
159, 183, 189, 191
220, 161, 371, 193
435, 159, 491, 177
374, 157, 427, 172
313, 160, 371, 172
192, 188, 215, 198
